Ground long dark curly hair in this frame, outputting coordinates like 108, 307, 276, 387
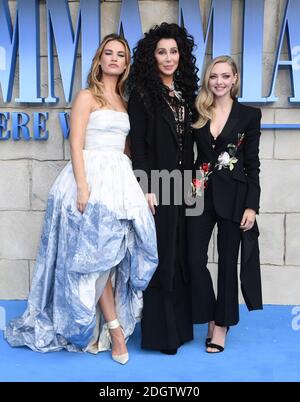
128, 22, 199, 115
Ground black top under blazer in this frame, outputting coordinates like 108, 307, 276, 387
194, 98, 262, 223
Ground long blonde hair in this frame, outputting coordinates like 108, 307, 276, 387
193, 55, 240, 129
87, 34, 131, 107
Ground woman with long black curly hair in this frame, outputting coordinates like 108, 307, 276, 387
128, 22, 199, 354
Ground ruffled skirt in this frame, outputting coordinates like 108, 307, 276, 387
5, 150, 158, 352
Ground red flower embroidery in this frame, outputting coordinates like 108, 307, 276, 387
191, 133, 245, 198
237, 133, 245, 147
201, 162, 210, 173
190, 163, 212, 197
192, 178, 202, 189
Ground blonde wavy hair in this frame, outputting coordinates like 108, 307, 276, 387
193, 55, 240, 129
87, 34, 131, 107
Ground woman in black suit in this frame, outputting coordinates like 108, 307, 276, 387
128, 23, 199, 354
188, 55, 263, 353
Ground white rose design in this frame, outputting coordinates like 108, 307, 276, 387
217, 152, 230, 169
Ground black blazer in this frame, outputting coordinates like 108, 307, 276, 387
128, 90, 194, 190
128, 89, 195, 291
194, 98, 262, 223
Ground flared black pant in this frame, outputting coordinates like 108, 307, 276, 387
186, 207, 241, 327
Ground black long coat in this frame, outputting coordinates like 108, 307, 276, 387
128, 90, 194, 291
193, 98, 263, 310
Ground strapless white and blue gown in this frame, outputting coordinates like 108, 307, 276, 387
5, 110, 158, 353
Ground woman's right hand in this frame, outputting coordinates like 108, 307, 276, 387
77, 184, 90, 213
145, 193, 158, 215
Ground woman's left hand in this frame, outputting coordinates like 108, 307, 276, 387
240, 208, 256, 231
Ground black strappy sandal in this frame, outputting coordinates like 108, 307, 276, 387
205, 337, 212, 347
206, 342, 224, 353
206, 326, 230, 353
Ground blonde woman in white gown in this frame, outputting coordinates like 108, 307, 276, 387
5, 34, 158, 364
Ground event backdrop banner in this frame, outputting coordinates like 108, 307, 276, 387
1, 0, 300, 141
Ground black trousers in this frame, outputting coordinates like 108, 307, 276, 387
186, 206, 241, 327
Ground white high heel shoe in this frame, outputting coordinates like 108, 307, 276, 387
107, 318, 129, 365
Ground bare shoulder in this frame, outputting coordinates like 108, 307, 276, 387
73, 89, 94, 104
71, 89, 95, 114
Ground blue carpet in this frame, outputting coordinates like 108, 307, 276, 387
0, 301, 299, 382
